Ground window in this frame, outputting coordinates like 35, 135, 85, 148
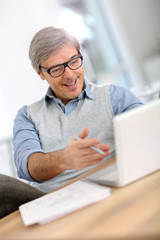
58, 0, 133, 88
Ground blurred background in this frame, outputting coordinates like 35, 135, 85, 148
0, 0, 160, 177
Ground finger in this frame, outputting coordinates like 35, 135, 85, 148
81, 157, 105, 168
76, 145, 108, 159
96, 143, 111, 152
75, 138, 100, 150
78, 127, 89, 139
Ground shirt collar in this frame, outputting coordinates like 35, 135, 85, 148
45, 78, 93, 105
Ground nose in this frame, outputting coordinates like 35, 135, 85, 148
63, 66, 74, 78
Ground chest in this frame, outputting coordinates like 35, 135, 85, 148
35, 100, 114, 152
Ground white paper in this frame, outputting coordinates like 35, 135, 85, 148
19, 180, 111, 226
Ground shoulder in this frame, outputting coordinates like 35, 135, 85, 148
109, 84, 130, 95
28, 97, 45, 110
14, 106, 28, 121
109, 84, 144, 115
13, 106, 34, 133
109, 83, 142, 103
27, 97, 46, 116
89, 82, 110, 94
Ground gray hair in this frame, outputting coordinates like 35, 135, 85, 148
29, 26, 81, 71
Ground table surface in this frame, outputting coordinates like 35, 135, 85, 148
0, 156, 160, 240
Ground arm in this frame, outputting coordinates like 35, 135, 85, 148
13, 107, 110, 182
13, 106, 45, 181
28, 127, 110, 181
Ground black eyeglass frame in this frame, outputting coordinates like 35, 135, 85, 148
40, 55, 83, 78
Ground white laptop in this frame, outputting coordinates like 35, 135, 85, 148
87, 99, 160, 187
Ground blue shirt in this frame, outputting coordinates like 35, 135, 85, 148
13, 80, 143, 181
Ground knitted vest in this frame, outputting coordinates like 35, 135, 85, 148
27, 83, 114, 192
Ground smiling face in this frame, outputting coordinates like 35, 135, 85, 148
37, 44, 85, 105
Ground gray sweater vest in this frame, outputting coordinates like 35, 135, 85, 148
27, 83, 114, 192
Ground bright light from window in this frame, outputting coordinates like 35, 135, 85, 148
57, 8, 93, 42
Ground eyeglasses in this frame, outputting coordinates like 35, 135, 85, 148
40, 55, 83, 78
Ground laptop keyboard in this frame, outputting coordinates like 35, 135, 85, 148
99, 169, 117, 181
87, 164, 118, 183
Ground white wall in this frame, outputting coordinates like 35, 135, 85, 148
0, 0, 61, 139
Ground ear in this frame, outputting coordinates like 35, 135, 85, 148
33, 67, 45, 80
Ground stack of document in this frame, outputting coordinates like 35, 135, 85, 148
19, 180, 111, 226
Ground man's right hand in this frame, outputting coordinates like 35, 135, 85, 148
61, 127, 111, 170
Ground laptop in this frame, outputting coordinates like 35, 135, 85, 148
87, 99, 160, 187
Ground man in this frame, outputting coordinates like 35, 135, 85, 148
13, 26, 143, 194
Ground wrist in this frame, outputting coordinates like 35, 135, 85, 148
49, 149, 67, 173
